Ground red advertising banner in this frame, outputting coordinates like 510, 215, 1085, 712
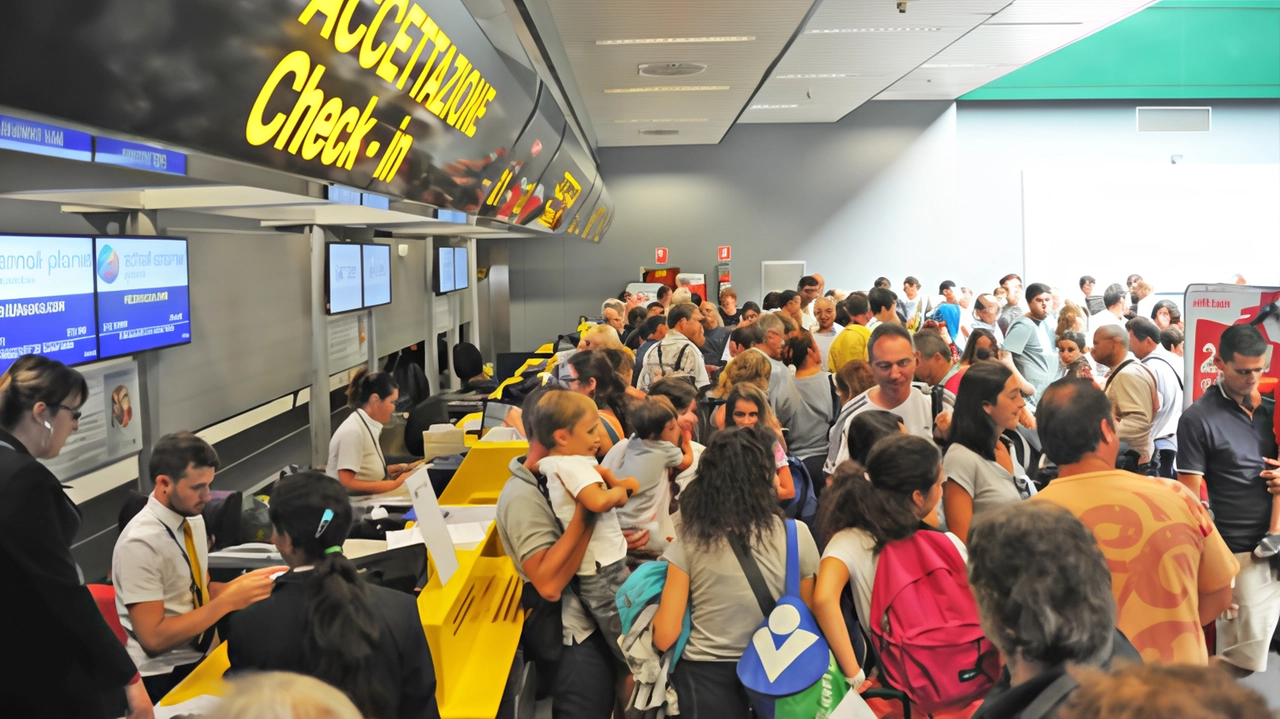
1183, 284, 1280, 406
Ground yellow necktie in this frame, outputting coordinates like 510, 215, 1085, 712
182, 521, 209, 607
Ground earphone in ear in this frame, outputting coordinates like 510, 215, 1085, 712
44, 421, 52, 430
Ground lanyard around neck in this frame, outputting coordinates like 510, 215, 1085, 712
355, 410, 389, 478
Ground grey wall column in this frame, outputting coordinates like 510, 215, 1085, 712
467, 237, 480, 346
128, 210, 161, 490
309, 226, 332, 468
424, 236, 440, 396
365, 309, 378, 372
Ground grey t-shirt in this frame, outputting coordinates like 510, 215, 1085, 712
1002, 315, 1056, 404
604, 436, 683, 529
495, 457, 596, 645
789, 372, 838, 460
942, 441, 1035, 518
663, 518, 819, 662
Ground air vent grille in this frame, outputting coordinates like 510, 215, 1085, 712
639, 129, 679, 136
639, 62, 707, 77
1137, 107, 1211, 133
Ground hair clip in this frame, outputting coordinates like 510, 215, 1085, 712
315, 508, 334, 538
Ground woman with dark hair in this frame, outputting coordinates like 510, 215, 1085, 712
1056, 331, 1094, 381
228, 472, 438, 719
778, 290, 803, 327
943, 361, 1035, 544
844, 409, 906, 467
813, 434, 953, 682
0, 355, 151, 719
724, 383, 795, 501
785, 331, 838, 482
762, 292, 782, 312
327, 368, 411, 494
1151, 299, 1182, 330
566, 349, 634, 458
946, 328, 1037, 411
738, 301, 762, 327
653, 427, 820, 718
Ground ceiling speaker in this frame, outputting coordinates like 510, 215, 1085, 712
638, 63, 707, 77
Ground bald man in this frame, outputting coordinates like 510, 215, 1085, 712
810, 297, 843, 367
1092, 324, 1158, 467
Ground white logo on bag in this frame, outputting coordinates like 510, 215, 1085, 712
752, 604, 819, 682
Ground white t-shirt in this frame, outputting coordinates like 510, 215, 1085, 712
537, 455, 627, 573
826, 386, 935, 474
812, 324, 843, 367
1090, 310, 1125, 332
326, 409, 387, 482
822, 527, 967, 629
1142, 347, 1184, 447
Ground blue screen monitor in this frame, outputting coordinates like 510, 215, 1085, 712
0, 234, 99, 373
94, 236, 192, 360
327, 243, 363, 315
362, 244, 391, 308
453, 247, 469, 291
437, 246, 455, 293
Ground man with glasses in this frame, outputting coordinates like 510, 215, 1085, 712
1032, 377, 1238, 665
1091, 324, 1157, 471
113, 432, 283, 698
824, 323, 937, 475
1177, 324, 1280, 677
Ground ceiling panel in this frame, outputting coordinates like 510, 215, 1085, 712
543, 0, 817, 146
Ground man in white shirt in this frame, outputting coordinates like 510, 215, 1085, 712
113, 432, 282, 698
1130, 317, 1184, 478
810, 297, 843, 367
824, 323, 936, 475
1090, 283, 1129, 331
866, 287, 899, 332
639, 302, 710, 391
798, 275, 822, 331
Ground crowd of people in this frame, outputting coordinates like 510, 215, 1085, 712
496, 271, 1280, 719
2, 268, 1279, 719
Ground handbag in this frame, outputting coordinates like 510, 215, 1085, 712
733, 519, 848, 719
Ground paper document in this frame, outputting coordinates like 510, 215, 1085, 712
405, 467, 459, 584
154, 694, 221, 718
447, 521, 492, 550
386, 528, 425, 550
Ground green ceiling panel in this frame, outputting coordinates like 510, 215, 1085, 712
961, 2, 1280, 100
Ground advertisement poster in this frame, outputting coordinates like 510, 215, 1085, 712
1182, 284, 1280, 407
41, 358, 141, 480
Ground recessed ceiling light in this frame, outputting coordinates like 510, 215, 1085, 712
920, 63, 1011, 68
775, 73, 859, 79
604, 85, 729, 93
804, 27, 940, 34
614, 118, 709, 123
750, 104, 800, 109
596, 36, 755, 46
984, 21, 1084, 26
639, 129, 680, 136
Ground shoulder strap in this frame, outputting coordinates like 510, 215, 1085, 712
1146, 355, 1184, 391
1104, 359, 1136, 392
1022, 672, 1079, 719
784, 519, 800, 598
729, 534, 776, 618
675, 343, 690, 372
829, 375, 840, 423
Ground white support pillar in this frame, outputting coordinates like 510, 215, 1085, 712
308, 226, 332, 468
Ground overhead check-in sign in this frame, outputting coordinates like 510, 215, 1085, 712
0, 114, 91, 161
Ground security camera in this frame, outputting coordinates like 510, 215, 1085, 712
897, 1, 907, 12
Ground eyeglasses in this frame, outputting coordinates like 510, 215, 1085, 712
55, 404, 83, 421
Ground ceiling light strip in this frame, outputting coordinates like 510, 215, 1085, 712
750, 104, 799, 109
614, 118, 710, 123
604, 86, 729, 93
804, 27, 939, 34
595, 36, 755, 46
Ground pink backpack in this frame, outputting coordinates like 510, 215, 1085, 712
868, 530, 999, 714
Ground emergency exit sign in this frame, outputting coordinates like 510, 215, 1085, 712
718, 245, 731, 261
655, 247, 668, 264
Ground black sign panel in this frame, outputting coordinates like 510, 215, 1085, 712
527, 127, 594, 233
0, 0, 539, 213
477, 87, 565, 226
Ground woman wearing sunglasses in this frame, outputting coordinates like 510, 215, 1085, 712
0, 354, 152, 718
942, 360, 1038, 546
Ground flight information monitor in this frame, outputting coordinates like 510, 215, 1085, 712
327, 243, 363, 314
437, 246, 456, 293
0, 235, 99, 373
362, 244, 391, 308
95, 237, 192, 359
454, 247, 469, 291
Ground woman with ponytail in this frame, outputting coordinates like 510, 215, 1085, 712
811, 434, 956, 683
326, 368, 413, 494
228, 472, 439, 719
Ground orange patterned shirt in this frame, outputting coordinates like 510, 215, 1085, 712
1033, 470, 1239, 664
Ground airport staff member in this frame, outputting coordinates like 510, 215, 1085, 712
0, 355, 151, 719
114, 432, 283, 699
327, 369, 416, 494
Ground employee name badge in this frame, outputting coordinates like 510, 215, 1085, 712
405, 468, 460, 585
